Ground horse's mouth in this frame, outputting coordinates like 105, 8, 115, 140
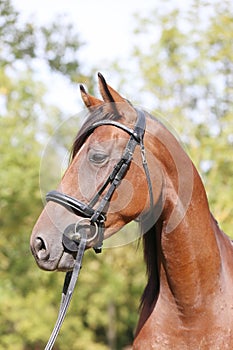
32, 247, 76, 272
56, 251, 76, 272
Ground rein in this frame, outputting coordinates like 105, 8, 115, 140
44, 109, 154, 349
45, 233, 86, 350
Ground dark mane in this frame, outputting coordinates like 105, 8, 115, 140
140, 215, 162, 311
71, 106, 121, 159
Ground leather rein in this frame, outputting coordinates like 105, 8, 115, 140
44, 109, 154, 349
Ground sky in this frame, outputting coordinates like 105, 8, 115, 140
12, 0, 156, 66
11, 0, 195, 113
12, 0, 158, 112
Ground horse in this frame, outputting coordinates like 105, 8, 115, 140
30, 73, 233, 349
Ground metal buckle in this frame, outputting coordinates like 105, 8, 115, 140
62, 218, 98, 252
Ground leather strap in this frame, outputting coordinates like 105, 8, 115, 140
44, 234, 87, 350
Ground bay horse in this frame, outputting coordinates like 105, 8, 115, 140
31, 73, 233, 349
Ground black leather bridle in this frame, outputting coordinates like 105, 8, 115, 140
44, 109, 154, 349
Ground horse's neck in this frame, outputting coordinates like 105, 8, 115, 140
161, 168, 221, 311
148, 118, 222, 315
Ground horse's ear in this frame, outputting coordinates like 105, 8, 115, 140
80, 84, 103, 107
98, 72, 137, 123
98, 72, 125, 103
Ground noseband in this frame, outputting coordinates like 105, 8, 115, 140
44, 109, 154, 349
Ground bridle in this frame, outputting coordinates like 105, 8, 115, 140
44, 108, 154, 349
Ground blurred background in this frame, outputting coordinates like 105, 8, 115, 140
0, 0, 232, 348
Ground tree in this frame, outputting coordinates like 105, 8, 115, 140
0, 1, 88, 348
2, 1, 233, 349
0, 2, 144, 349
131, 0, 233, 235
0, 0, 85, 80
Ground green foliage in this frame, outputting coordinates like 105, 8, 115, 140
57, 241, 145, 349
0, 1, 143, 349
0, 66, 63, 349
0, 1, 90, 349
1, 0, 233, 349
189, 112, 233, 234
132, 0, 233, 236
0, 0, 83, 82
0, 0, 36, 65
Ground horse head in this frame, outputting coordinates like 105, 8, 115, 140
30, 73, 163, 271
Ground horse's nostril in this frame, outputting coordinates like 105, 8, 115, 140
34, 237, 50, 260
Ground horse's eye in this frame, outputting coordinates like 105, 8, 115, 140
89, 152, 108, 164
